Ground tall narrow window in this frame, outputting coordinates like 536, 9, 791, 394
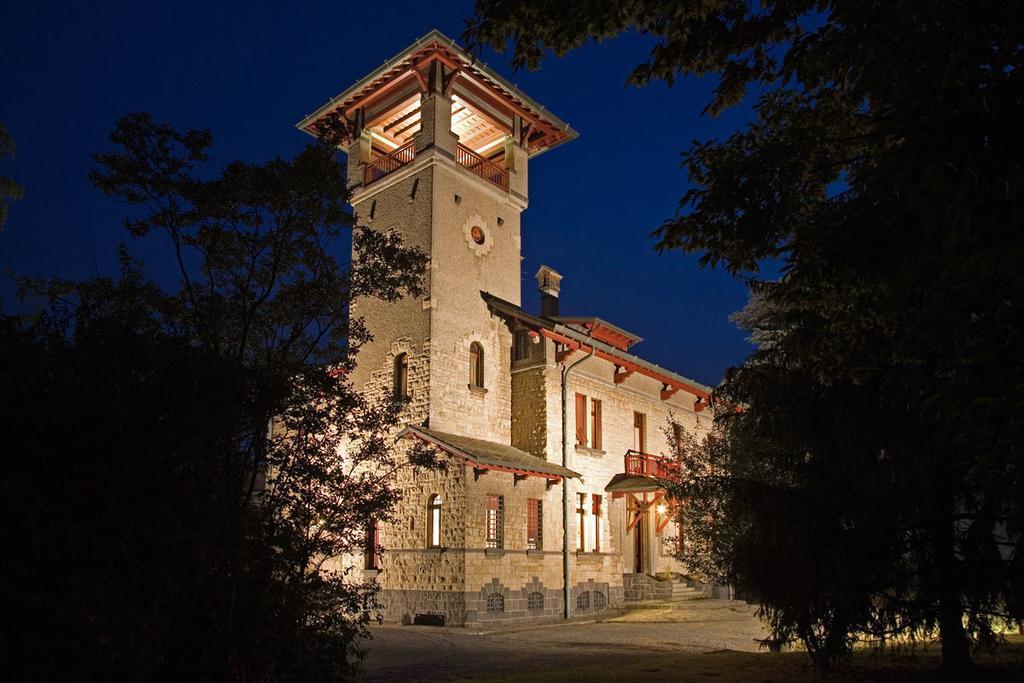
575, 393, 588, 446
633, 411, 647, 453
513, 329, 531, 361
672, 422, 683, 448
364, 519, 380, 570
576, 492, 587, 551
590, 398, 602, 450
427, 494, 442, 548
591, 494, 602, 552
393, 353, 409, 401
527, 498, 543, 550
486, 495, 504, 549
469, 342, 485, 388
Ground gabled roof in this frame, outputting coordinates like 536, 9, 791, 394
296, 29, 578, 158
398, 425, 581, 480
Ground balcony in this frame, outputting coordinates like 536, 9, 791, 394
456, 144, 509, 191
363, 140, 415, 186
623, 450, 680, 479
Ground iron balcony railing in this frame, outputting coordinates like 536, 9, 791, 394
624, 450, 680, 479
456, 143, 509, 191
363, 140, 415, 186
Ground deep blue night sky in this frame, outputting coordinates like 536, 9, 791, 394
0, 0, 759, 386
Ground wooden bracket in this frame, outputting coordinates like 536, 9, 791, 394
473, 467, 488, 481
694, 397, 707, 413
546, 477, 560, 490
655, 503, 675, 533
443, 67, 462, 98
626, 492, 663, 532
411, 67, 429, 93
513, 473, 527, 487
614, 365, 634, 384
556, 345, 576, 364
661, 383, 680, 401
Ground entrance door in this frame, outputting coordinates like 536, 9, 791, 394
633, 511, 645, 573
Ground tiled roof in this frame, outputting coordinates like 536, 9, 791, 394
399, 425, 581, 480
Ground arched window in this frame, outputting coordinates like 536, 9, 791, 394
393, 353, 408, 401
469, 342, 484, 388
527, 592, 545, 611
576, 591, 591, 611
593, 591, 607, 610
427, 494, 442, 548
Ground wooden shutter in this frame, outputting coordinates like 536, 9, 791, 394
575, 393, 587, 446
591, 399, 602, 450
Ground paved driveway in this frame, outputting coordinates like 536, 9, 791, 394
362, 598, 772, 682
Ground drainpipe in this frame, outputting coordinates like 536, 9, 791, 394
561, 345, 594, 620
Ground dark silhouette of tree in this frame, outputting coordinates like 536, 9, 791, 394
0, 113, 438, 679
470, 0, 1024, 674
0, 122, 24, 230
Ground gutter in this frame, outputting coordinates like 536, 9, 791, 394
561, 346, 594, 620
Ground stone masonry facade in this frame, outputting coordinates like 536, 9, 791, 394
315, 31, 718, 629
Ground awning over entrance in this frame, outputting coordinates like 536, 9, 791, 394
604, 473, 664, 495
398, 425, 581, 482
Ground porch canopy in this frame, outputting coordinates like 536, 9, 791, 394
398, 425, 581, 483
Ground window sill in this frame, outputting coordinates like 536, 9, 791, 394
364, 568, 381, 577
575, 445, 605, 457
468, 384, 488, 396
424, 546, 448, 554
526, 549, 544, 557
484, 548, 505, 558
393, 394, 412, 404
576, 551, 609, 560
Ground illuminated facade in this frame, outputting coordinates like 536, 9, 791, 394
299, 30, 718, 627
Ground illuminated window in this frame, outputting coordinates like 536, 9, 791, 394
486, 494, 504, 549
469, 342, 484, 389
393, 353, 409, 400
427, 494, 442, 547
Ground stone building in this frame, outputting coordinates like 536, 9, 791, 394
298, 30, 717, 628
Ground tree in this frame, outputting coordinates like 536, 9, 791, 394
0, 113, 436, 679
470, 0, 1024, 674
0, 122, 24, 230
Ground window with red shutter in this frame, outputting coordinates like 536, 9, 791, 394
591, 399, 602, 450
527, 498, 542, 550
573, 395, 589, 448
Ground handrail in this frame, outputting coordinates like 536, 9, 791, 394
624, 450, 680, 479
456, 143, 509, 191
363, 140, 415, 186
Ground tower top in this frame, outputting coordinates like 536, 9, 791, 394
296, 29, 577, 158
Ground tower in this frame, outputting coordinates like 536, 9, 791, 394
298, 30, 576, 441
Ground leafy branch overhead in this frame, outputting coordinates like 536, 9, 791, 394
470, 0, 1024, 674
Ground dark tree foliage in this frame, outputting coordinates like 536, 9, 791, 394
0, 114, 437, 680
470, 0, 1024, 674
0, 122, 24, 230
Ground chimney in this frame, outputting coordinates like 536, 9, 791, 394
535, 265, 563, 318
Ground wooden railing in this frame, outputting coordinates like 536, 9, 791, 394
624, 450, 680, 479
363, 140, 415, 186
456, 144, 509, 191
